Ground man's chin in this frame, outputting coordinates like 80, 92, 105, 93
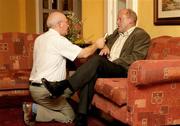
118, 27, 125, 33
118, 28, 122, 32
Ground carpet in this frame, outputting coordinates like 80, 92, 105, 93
0, 96, 128, 126
0, 96, 106, 126
0, 107, 106, 126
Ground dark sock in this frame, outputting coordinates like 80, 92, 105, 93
77, 113, 87, 118
31, 113, 36, 121
75, 113, 88, 126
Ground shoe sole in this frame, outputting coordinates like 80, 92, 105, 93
22, 103, 35, 126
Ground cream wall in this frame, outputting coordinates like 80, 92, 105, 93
138, 0, 180, 38
82, 0, 104, 42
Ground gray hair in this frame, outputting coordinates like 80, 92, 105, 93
46, 11, 63, 28
125, 9, 137, 24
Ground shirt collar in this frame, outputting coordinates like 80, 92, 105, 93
49, 28, 62, 36
119, 26, 136, 36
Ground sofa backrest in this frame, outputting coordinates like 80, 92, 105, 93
0, 32, 39, 71
146, 36, 180, 60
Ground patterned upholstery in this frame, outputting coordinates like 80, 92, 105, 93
92, 94, 127, 123
94, 78, 127, 106
92, 36, 180, 125
128, 60, 180, 86
1, 33, 180, 125
0, 33, 39, 96
146, 36, 180, 60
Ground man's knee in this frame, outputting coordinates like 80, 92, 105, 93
59, 109, 75, 123
89, 55, 104, 63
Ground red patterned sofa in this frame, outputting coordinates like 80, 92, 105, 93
0, 32, 39, 97
92, 36, 180, 126
0, 33, 180, 126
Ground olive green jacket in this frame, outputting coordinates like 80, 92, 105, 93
106, 27, 150, 71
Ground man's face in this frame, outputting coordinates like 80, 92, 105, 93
117, 10, 130, 33
59, 17, 69, 36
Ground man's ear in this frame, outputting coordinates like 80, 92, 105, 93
129, 19, 134, 25
60, 22, 63, 27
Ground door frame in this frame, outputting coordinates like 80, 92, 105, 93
104, 0, 138, 35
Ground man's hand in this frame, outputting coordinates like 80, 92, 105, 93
99, 45, 110, 56
94, 37, 105, 49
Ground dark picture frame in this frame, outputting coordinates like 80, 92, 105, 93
154, 0, 180, 25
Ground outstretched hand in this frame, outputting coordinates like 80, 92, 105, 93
95, 37, 105, 49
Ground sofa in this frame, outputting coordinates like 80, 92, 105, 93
0, 32, 39, 97
92, 36, 180, 126
0, 33, 180, 125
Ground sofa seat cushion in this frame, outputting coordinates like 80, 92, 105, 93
0, 90, 30, 97
95, 78, 127, 106
0, 69, 30, 90
92, 94, 128, 124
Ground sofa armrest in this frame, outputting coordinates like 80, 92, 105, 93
128, 60, 180, 86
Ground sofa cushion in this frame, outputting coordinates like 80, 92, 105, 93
146, 36, 180, 60
92, 94, 128, 124
0, 69, 30, 90
0, 32, 39, 96
0, 32, 38, 71
163, 55, 180, 60
95, 78, 127, 106
0, 90, 30, 97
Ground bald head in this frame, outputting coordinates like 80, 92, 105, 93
119, 8, 137, 25
46, 11, 69, 36
47, 11, 67, 28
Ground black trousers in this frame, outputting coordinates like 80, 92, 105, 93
68, 55, 127, 114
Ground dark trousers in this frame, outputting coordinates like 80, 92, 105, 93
68, 55, 127, 114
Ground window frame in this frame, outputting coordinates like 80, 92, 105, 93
35, 0, 81, 33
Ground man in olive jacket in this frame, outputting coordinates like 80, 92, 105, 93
42, 8, 150, 126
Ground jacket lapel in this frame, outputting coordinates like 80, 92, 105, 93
120, 28, 137, 55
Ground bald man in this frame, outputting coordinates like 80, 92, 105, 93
22, 11, 105, 126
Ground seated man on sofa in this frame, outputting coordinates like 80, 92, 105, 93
22, 11, 105, 126
42, 8, 151, 126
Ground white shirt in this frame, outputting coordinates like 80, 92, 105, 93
108, 27, 136, 61
29, 29, 82, 83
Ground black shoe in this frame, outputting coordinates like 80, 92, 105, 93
41, 78, 68, 98
74, 113, 88, 126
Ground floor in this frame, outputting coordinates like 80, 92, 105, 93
0, 96, 128, 126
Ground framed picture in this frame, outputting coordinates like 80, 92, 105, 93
154, 0, 180, 25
